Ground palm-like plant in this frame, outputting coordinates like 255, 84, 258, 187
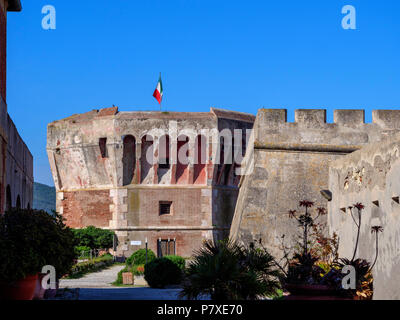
179, 239, 282, 300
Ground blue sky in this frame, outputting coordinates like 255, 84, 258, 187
6, 0, 400, 185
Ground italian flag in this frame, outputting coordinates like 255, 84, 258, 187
153, 73, 163, 104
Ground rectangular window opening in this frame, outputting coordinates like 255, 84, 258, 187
159, 201, 172, 215
99, 137, 108, 158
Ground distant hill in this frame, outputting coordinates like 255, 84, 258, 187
33, 182, 56, 214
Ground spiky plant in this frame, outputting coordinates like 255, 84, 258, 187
179, 239, 282, 300
288, 201, 327, 256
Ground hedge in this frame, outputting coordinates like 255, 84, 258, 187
144, 258, 182, 288
66, 254, 114, 279
126, 248, 156, 266
164, 255, 186, 270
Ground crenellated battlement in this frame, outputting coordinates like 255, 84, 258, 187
255, 108, 400, 150
257, 108, 400, 126
231, 107, 400, 264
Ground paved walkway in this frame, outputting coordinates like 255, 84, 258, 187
59, 264, 202, 300
60, 265, 126, 288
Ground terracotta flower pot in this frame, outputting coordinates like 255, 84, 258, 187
33, 273, 47, 300
0, 274, 39, 300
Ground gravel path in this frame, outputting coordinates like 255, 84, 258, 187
59, 264, 125, 289
58, 264, 210, 300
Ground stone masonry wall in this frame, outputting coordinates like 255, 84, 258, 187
0, 1, 33, 213
328, 132, 400, 300
48, 107, 254, 258
231, 109, 400, 259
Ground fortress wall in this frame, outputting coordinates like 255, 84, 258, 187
231, 108, 400, 259
6, 114, 33, 210
328, 132, 400, 300
48, 107, 254, 258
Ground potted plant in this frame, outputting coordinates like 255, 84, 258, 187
0, 209, 43, 300
0, 209, 76, 300
276, 200, 382, 300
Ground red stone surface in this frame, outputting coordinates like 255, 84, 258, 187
97, 106, 118, 117
127, 188, 205, 227
62, 190, 112, 228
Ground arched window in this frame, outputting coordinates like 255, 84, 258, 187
158, 135, 170, 169
141, 135, 154, 184
157, 135, 170, 183
6, 185, 11, 211
194, 135, 207, 184
122, 135, 136, 186
222, 136, 234, 185
216, 134, 233, 185
176, 135, 189, 184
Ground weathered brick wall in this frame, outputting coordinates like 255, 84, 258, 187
126, 188, 205, 227
120, 230, 207, 258
61, 190, 112, 228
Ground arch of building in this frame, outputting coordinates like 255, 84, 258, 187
122, 135, 136, 186
117, 131, 235, 186
5, 185, 11, 211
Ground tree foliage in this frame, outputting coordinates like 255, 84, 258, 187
72, 226, 115, 249
0, 209, 76, 281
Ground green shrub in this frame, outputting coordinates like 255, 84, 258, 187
164, 255, 186, 270
72, 226, 115, 250
0, 209, 76, 282
114, 267, 127, 285
75, 245, 91, 257
67, 254, 113, 279
144, 258, 182, 288
179, 239, 282, 300
126, 248, 156, 266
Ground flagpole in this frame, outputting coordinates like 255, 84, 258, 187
159, 72, 162, 112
